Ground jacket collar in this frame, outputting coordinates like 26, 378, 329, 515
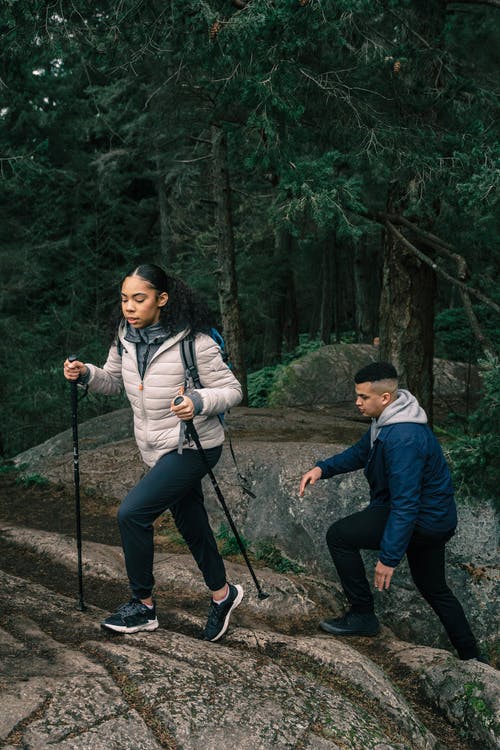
124, 321, 171, 346
118, 320, 189, 354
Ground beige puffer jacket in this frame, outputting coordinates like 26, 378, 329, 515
84, 327, 243, 467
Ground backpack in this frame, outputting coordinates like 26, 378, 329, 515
180, 327, 228, 398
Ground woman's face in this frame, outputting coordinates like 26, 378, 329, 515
121, 275, 168, 329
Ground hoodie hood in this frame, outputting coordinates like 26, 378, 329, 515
370, 388, 427, 445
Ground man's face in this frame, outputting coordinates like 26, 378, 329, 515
355, 381, 391, 419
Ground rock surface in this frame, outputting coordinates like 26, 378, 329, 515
5, 367, 499, 750
14, 407, 499, 655
1, 531, 498, 750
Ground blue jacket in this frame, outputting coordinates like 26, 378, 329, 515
316, 423, 457, 567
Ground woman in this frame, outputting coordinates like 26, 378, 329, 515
63, 264, 243, 641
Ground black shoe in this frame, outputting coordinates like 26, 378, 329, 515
101, 598, 159, 634
320, 610, 379, 637
203, 584, 243, 642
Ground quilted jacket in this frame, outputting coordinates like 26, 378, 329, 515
84, 326, 243, 467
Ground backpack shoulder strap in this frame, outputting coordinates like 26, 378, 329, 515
180, 333, 202, 389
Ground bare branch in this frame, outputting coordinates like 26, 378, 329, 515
382, 213, 467, 272
174, 155, 211, 163
459, 288, 496, 357
384, 221, 500, 316
383, 7, 432, 48
447, 0, 500, 8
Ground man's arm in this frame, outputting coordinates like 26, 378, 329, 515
299, 430, 371, 496
315, 430, 372, 479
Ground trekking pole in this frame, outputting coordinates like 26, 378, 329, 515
68, 354, 86, 611
174, 397, 269, 600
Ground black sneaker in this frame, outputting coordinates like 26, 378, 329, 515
203, 584, 243, 642
319, 610, 379, 637
101, 598, 159, 634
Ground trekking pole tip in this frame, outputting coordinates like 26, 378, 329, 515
258, 591, 270, 600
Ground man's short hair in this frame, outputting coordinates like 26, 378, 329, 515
354, 362, 398, 384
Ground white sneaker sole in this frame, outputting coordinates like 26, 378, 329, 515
101, 618, 159, 634
208, 584, 244, 642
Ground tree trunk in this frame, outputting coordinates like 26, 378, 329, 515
262, 229, 296, 365
211, 124, 248, 403
379, 221, 436, 423
283, 260, 299, 352
354, 235, 381, 343
157, 167, 170, 266
319, 236, 333, 345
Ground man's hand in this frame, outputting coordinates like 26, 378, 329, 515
374, 560, 394, 591
299, 467, 322, 497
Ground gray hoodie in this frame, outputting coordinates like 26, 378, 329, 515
370, 389, 427, 446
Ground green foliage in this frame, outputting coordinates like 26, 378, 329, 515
0, 463, 19, 475
216, 523, 248, 557
446, 355, 500, 505
253, 539, 304, 575
216, 524, 304, 574
248, 367, 280, 409
434, 307, 499, 363
16, 473, 48, 488
248, 336, 323, 407
461, 682, 497, 735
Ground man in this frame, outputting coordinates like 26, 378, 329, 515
299, 362, 482, 661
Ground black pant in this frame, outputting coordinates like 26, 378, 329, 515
118, 446, 226, 600
326, 504, 479, 659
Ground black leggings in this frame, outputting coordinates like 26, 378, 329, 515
326, 504, 479, 659
118, 446, 225, 600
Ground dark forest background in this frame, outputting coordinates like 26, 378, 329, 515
0, 1, 498, 497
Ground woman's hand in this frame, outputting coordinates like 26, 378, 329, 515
171, 395, 195, 421
63, 358, 88, 381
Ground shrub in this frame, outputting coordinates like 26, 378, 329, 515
446, 354, 500, 506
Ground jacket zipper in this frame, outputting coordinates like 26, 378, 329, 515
138, 343, 151, 390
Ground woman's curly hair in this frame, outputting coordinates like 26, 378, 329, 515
117, 263, 213, 335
